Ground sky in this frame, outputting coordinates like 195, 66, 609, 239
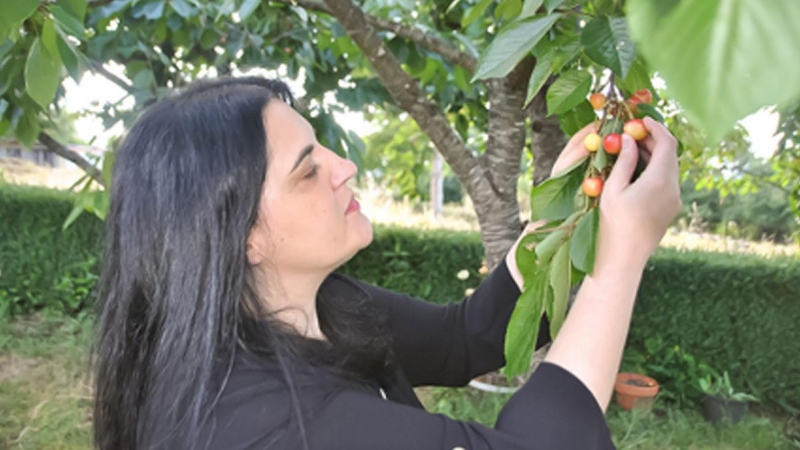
63, 69, 783, 160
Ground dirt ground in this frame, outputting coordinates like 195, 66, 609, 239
0, 158, 86, 190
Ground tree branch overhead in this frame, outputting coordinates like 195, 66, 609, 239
270, 0, 476, 72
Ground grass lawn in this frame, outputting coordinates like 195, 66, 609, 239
1, 314, 797, 449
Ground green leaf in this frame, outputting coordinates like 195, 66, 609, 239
570, 206, 599, 274
616, 58, 654, 96
530, 157, 588, 220
101, 150, 115, 187
0, 0, 39, 40
550, 34, 581, 73
546, 69, 592, 115
544, 0, 566, 13
504, 263, 549, 376
525, 50, 553, 107
453, 65, 472, 93
520, 0, 544, 19
238, 0, 260, 21
41, 19, 59, 56
495, 0, 522, 21
132, 69, 155, 90
548, 240, 571, 339
200, 28, 219, 50
462, 0, 494, 29
636, 103, 664, 123
472, 14, 560, 81
15, 109, 40, 148
62, 0, 88, 21
24, 37, 63, 108
0, 39, 13, 61
170, 0, 195, 18
627, 0, 800, 143
92, 190, 109, 219
55, 28, 82, 82
556, 100, 595, 136
0, 54, 22, 96
132, 1, 165, 20
515, 231, 549, 278
581, 15, 636, 78
625, 0, 679, 42
62, 203, 85, 230
51, 4, 87, 40
535, 226, 569, 263
592, 146, 608, 171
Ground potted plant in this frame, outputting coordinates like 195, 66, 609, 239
614, 372, 660, 411
698, 371, 759, 424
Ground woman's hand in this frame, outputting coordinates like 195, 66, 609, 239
544, 118, 681, 411
506, 122, 599, 289
595, 117, 681, 271
505, 219, 547, 291
505, 118, 680, 288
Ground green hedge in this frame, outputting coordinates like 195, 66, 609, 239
1, 184, 799, 412
0, 185, 102, 317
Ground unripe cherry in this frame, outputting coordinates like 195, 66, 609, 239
624, 119, 648, 141
589, 93, 606, 110
582, 177, 603, 198
584, 132, 602, 152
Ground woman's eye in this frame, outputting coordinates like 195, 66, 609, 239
304, 164, 318, 179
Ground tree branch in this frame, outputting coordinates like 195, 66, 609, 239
271, 0, 476, 72
318, 0, 487, 196
89, 60, 134, 95
37, 132, 105, 187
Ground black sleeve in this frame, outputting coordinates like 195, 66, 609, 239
206, 362, 615, 450
352, 259, 552, 387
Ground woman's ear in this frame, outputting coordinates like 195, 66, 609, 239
246, 225, 266, 266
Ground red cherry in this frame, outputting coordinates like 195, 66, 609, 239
626, 97, 641, 115
603, 133, 622, 155
632, 89, 653, 104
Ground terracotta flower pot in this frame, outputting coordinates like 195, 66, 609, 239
614, 373, 659, 411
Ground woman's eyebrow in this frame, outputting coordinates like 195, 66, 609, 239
289, 144, 314, 174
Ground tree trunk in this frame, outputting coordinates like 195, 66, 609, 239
529, 81, 567, 186
472, 73, 530, 269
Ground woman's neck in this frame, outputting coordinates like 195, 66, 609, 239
253, 266, 328, 340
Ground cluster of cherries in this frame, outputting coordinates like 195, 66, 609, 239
579, 88, 653, 198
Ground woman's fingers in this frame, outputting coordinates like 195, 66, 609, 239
551, 122, 599, 176
639, 117, 679, 184
605, 133, 639, 194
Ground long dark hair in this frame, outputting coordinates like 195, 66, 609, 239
93, 77, 391, 450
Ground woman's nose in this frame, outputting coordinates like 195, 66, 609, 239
330, 154, 357, 187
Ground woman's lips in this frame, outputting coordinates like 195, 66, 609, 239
345, 195, 360, 215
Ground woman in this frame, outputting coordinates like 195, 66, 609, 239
93, 77, 681, 450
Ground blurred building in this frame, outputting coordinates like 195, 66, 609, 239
0, 138, 105, 169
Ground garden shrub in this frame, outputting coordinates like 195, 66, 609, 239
1, 184, 798, 411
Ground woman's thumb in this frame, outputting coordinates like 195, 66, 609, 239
605, 133, 638, 194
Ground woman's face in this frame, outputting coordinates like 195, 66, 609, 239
247, 100, 372, 277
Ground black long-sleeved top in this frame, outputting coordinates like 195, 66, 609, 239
200, 260, 615, 449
